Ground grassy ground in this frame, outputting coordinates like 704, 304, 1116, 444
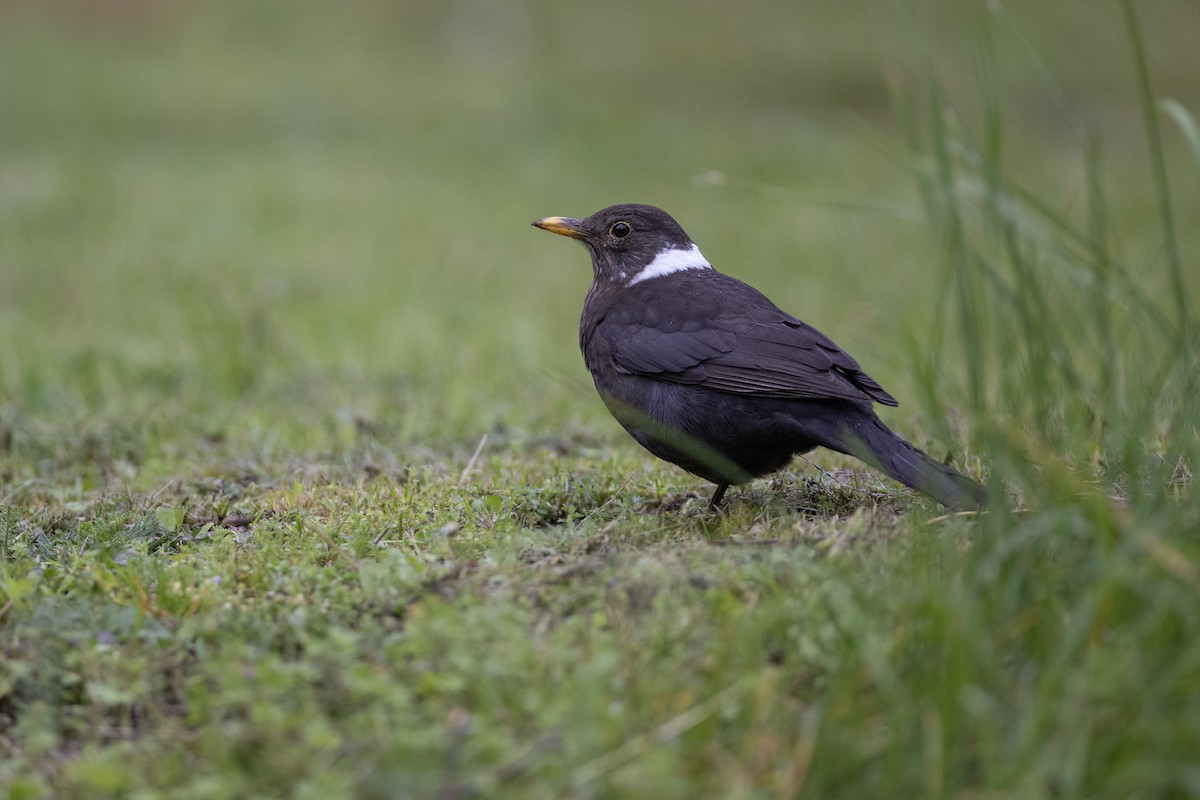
2, 1, 1199, 797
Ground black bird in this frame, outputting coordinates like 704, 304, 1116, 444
532, 203, 985, 509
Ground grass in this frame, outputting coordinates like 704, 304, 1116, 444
2, 0, 1199, 797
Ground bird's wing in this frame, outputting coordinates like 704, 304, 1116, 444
701, 318, 897, 405
602, 298, 898, 407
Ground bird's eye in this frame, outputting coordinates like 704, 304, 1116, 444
610, 222, 631, 239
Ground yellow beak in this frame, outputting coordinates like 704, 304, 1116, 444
532, 216, 586, 239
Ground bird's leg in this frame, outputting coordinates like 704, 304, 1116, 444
708, 481, 730, 509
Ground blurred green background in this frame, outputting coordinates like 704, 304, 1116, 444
1, 0, 1198, 477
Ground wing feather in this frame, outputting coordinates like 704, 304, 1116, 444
602, 308, 897, 406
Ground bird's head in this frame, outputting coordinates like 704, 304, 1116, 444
533, 203, 712, 288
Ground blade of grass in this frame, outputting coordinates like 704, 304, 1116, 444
1120, 0, 1189, 333
1160, 99, 1200, 176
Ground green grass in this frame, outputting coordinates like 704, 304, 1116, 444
2, 1, 1199, 797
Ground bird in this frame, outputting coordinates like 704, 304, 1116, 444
532, 203, 986, 510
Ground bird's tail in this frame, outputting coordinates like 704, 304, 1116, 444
832, 412, 986, 509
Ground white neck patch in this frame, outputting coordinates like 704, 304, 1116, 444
626, 243, 713, 286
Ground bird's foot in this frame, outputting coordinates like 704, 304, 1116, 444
707, 481, 731, 510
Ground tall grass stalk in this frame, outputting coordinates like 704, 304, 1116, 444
1120, 0, 1188, 330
